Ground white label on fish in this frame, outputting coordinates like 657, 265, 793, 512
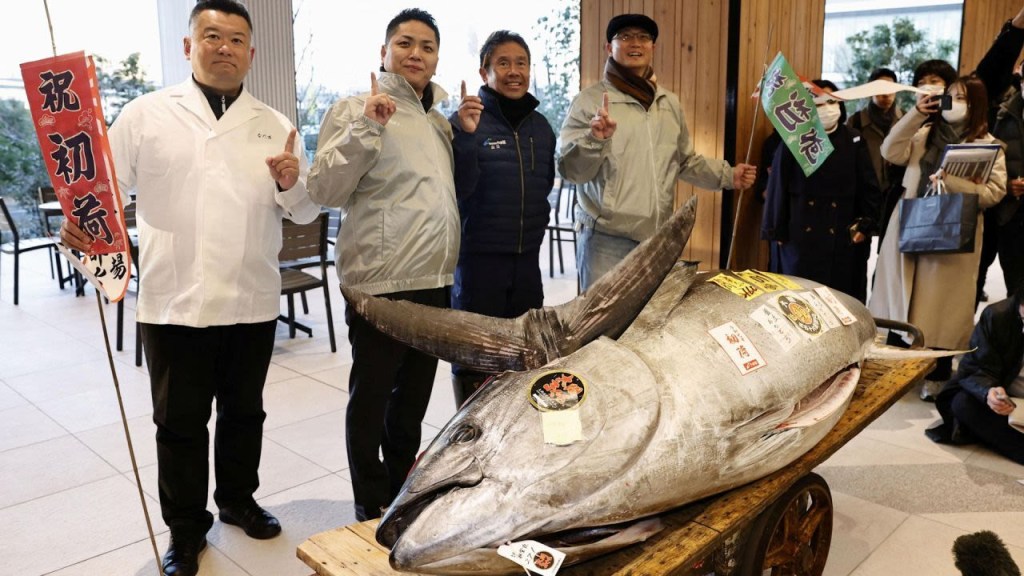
800, 290, 841, 330
541, 410, 584, 446
709, 321, 767, 375
813, 286, 857, 325
750, 304, 802, 351
497, 539, 565, 575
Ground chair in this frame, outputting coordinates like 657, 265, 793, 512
546, 179, 577, 278
278, 212, 336, 352
114, 202, 143, 366
0, 196, 61, 305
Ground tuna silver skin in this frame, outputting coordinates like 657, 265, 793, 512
344, 197, 937, 574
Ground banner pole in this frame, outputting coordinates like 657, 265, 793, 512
726, 23, 773, 271
41, 0, 161, 570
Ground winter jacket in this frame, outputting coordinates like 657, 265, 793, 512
761, 124, 880, 302
869, 108, 1007, 349
450, 88, 555, 254
308, 72, 458, 295
558, 80, 733, 242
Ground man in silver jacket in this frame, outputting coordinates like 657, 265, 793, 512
559, 13, 756, 290
308, 8, 459, 521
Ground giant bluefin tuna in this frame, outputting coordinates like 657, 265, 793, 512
341, 197, 948, 574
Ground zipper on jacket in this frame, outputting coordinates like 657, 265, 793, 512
220, 95, 226, 116
645, 111, 660, 227
530, 136, 535, 172
514, 131, 526, 253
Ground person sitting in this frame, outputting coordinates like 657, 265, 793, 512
926, 282, 1024, 465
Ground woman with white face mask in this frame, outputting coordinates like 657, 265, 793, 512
872, 75, 1008, 396
761, 79, 882, 304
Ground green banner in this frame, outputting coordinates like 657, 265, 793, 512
760, 52, 833, 176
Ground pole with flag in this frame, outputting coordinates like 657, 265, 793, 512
760, 52, 834, 177
20, 1, 161, 573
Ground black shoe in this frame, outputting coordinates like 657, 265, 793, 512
162, 532, 207, 576
920, 379, 944, 402
219, 501, 281, 539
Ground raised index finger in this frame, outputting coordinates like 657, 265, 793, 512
370, 72, 379, 96
461, 80, 467, 100
602, 91, 610, 113
284, 128, 297, 153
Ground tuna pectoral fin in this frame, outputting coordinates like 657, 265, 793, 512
339, 289, 540, 372
340, 197, 698, 374
865, 343, 973, 361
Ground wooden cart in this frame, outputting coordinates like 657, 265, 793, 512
298, 357, 934, 576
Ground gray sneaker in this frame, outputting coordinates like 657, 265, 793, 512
920, 379, 944, 402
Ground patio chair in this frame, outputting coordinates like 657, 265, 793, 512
0, 196, 61, 305
278, 212, 336, 352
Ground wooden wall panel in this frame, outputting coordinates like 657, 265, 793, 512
731, 0, 825, 271
961, 0, 1022, 74
578, 0, 1017, 270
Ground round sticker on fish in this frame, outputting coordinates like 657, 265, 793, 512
528, 371, 586, 412
776, 294, 823, 335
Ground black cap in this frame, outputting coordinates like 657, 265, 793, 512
606, 14, 659, 43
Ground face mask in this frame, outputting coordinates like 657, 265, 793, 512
818, 103, 841, 131
942, 101, 968, 124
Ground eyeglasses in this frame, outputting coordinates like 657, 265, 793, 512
613, 32, 654, 44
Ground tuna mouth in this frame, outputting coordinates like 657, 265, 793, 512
376, 458, 485, 549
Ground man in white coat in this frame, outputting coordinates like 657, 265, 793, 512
61, 1, 319, 575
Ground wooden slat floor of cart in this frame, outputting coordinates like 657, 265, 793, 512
297, 358, 934, 576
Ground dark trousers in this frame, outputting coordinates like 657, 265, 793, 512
345, 287, 446, 521
951, 391, 1024, 464
140, 320, 276, 536
976, 210, 1000, 307
450, 251, 543, 404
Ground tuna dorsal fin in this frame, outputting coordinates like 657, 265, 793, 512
340, 196, 698, 373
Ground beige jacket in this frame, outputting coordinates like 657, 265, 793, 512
870, 108, 1007, 349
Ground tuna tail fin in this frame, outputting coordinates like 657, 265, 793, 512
864, 344, 974, 361
341, 196, 698, 373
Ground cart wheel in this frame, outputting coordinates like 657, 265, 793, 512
739, 472, 833, 576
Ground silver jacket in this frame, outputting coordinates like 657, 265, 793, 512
309, 72, 458, 295
559, 79, 733, 242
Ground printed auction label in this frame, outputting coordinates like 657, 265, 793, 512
775, 293, 823, 338
708, 273, 765, 301
736, 269, 786, 293
814, 286, 857, 325
750, 304, 802, 351
709, 322, 767, 375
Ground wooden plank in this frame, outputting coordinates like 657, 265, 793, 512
297, 358, 933, 576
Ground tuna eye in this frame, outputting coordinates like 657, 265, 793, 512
450, 424, 478, 444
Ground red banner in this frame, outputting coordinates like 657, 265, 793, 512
20, 51, 131, 302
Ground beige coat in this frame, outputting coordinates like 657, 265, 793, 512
869, 108, 1007, 349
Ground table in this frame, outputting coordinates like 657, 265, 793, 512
297, 357, 935, 576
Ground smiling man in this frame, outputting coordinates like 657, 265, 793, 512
61, 1, 319, 574
446, 30, 556, 407
308, 8, 459, 522
559, 13, 757, 290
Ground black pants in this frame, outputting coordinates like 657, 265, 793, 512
345, 287, 446, 521
141, 320, 276, 536
450, 251, 543, 403
951, 391, 1024, 465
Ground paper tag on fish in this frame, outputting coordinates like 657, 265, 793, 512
709, 322, 766, 375
775, 293, 824, 338
541, 410, 584, 446
800, 291, 840, 330
736, 269, 786, 293
707, 273, 765, 300
750, 304, 802, 351
813, 286, 857, 325
759, 271, 803, 290
497, 540, 565, 575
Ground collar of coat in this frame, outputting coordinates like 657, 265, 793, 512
169, 79, 262, 135
375, 71, 449, 112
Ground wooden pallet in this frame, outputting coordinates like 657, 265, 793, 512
298, 358, 934, 576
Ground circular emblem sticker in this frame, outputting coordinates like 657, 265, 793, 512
528, 371, 586, 412
776, 294, 822, 335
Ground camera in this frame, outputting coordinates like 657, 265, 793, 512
930, 94, 953, 110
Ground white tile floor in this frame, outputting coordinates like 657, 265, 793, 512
2, 235, 1023, 576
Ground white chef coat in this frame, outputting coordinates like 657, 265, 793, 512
108, 79, 320, 327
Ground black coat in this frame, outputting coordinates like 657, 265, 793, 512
450, 88, 556, 255
760, 124, 881, 302
936, 295, 1024, 427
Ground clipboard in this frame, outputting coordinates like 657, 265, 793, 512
939, 143, 1001, 183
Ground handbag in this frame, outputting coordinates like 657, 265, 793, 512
898, 177, 979, 255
